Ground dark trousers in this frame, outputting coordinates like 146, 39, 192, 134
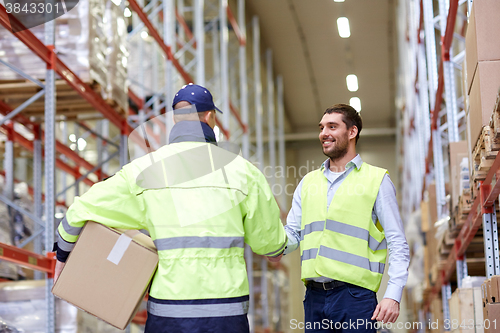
145, 313, 249, 333
303, 283, 378, 333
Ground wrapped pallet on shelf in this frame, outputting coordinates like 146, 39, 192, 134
0, 279, 142, 332
0, 0, 129, 115
449, 287, 484, 333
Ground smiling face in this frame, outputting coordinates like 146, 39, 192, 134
319, 112, 356, 161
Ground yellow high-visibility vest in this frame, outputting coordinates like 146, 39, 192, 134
300, 162, 387, 292
57, 141, 287, 304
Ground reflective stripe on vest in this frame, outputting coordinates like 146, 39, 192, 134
318, 245, 386, 274
300, 221, 325, 241
325, 220, 387, 251
301, 248, 318, 261
147, 300, 249, 318
56, 231, 75, 252
154, 236, 244, 251
61, 217, 82, 236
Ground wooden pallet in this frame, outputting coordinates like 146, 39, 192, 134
0, 79, 126, 121
491, 88, 500, 139
472, 126, 500, 182
450, 192, 472, 233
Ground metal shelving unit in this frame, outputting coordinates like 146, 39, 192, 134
399, 0, 499, 322
0, 1, 289, 331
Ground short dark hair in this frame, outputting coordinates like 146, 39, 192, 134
324, 104, 362, 143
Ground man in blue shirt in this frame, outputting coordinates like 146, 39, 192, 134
272, 104, 409, 332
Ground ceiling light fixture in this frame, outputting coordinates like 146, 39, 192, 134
124, 8, 132, 17
350, 97, 361, 112
346, 74, 358, 92
334, 0, 345, 2
337, 17, 350, 38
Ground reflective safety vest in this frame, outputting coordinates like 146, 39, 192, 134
300, 162, 387, 292
57, 141, 287, 320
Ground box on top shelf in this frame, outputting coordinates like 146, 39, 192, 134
467, 61, 500, 150
0, 0, 129, 112
52, 222, 158, 330
465, 0, 500, 93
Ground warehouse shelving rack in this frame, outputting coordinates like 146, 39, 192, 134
0, 1, 288, 332
399, 0, 499, 326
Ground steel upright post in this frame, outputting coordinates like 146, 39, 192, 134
33, 125, 43, 280
253, 17, 263, 170
238, 0, 253, 331
195, 0, 205, 86
277, 76, 286, 210
220, 0, 230, 130
438, 0, 460, 143
44, 7, 56, 332
238, 0, 249, 160
252, 15, 268, 330
266, 49, 276, 190
4, 123, 15, 246
482, 207, 500, 277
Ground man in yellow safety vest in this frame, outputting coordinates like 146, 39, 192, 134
54, 84, 287, 333
272, 104, 409, 333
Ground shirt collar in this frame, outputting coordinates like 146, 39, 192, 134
321, 154, 363, 171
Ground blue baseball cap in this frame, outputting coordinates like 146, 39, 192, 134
172, 83, 222, 113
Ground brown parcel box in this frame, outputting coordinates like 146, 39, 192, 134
465, 0, 500, 93
52, 222, 158, 330
449, 141, 468, 209
491, 276, 500, 303
485, 303, 500, 333
467, 60, 500, 149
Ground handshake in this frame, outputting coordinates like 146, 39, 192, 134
266, 251, 284, 263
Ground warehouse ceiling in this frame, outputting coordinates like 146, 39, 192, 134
245, 0, 398, 134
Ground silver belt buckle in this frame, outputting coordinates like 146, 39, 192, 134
322, 281, 334, 291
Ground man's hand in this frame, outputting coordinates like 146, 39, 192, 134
266, 253, 283, 263
371, 298, 399, 323
53, 260, 65, 283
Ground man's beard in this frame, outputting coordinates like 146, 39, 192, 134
323, 133, 349, 160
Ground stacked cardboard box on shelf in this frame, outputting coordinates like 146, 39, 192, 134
464, 0, 500, 198
481, 277, 500, 333
0, 0, 129, 112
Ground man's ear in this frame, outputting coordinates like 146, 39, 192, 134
349, 126, 358, 140
202, 111, 212, 123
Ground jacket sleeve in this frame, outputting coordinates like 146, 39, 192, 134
56, 166, 146, 261
242, 166, 287, 257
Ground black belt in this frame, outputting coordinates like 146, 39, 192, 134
307, 280, 346, 291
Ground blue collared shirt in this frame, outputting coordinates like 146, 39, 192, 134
284, 155, 410, 302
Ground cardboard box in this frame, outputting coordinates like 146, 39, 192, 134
465, 0, 500, 92
491, 276, 500, 303
52, 222, 158, 330
485, 303, 500, 333
449, 141, 469, 209
468, 61, 500, 149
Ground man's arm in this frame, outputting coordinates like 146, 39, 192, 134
283, 178, 304, 255
54, 167, 147, 281
371, 174, 410, 322
242, 167, 287, 258
268, 178, 305, 263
